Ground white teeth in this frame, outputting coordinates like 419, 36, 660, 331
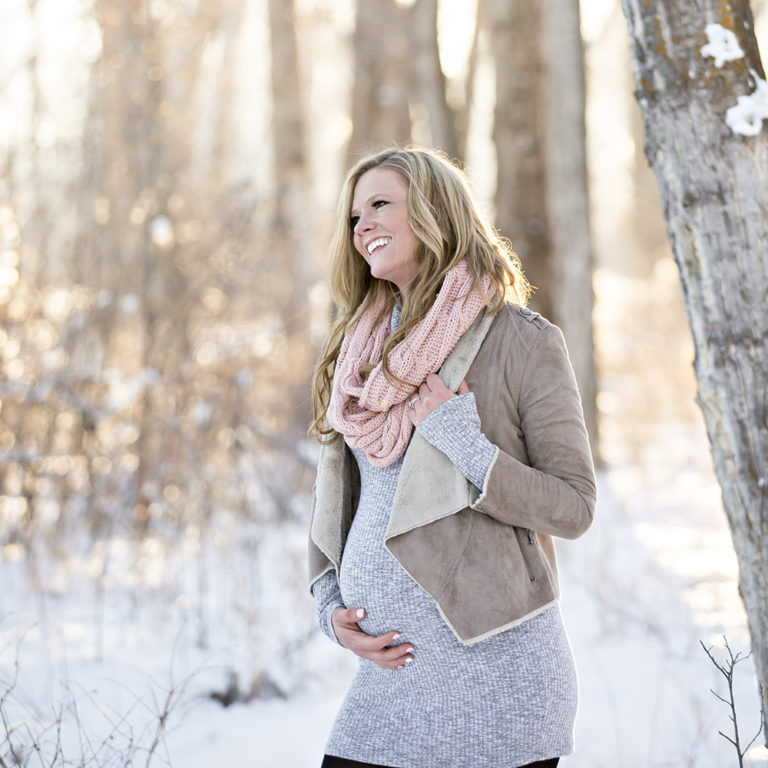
367, 237, 390, 255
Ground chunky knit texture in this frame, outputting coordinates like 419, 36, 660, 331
326, 260, 492, 466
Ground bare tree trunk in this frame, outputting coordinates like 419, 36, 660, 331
23, 0, 48, 284
621, 0, 768, 740
490, 0, 551, 318
492, 0, 598, 459
540, 0, 597, 460
267, 0, 309, 329
457, 0, 483, 161
209, 0, 244, 189
409, 0, 458, 158
349, 0, 411, 157
267, 0, 312, 426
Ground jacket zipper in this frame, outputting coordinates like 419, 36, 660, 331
515, 527, 536, 582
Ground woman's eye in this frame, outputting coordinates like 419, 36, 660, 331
349, 200, 388, 229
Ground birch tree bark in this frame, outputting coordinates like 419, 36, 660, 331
621, 0, 768, 739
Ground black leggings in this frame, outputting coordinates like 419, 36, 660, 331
321, 756, 560, 768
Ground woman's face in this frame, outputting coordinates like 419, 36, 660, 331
350, 167, 420, 296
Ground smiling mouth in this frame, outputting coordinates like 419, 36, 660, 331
366, 237, 391, 255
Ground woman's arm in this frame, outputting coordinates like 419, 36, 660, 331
312, 570, 345, 645
474, 323, 595, 538
412, 323, 596, 540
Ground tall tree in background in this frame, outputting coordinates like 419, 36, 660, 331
490, 0, 598, 456
348, 0, 464, 160
267, 0, 313, 425
541, 0, 596, 456
409, 0, 458, 158
490, 0, 548, 312
348, 0, 411, 157
621, 0, 768, 739
268, 0, 309, 333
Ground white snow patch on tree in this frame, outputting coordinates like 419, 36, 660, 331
726, 72, 768, 136
699, 25, 767, 136
701, 23, 744, 68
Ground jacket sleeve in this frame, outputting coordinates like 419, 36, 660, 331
472, 322, 596, 539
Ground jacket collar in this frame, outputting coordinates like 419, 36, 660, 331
311, 309, 495, 564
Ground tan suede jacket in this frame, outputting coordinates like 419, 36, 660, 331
308, 303, 596, 645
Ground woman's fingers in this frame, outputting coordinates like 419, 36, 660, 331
424, 372, 449, 394
331, 606, 369, 642
360, 633, 415, 669
376, 642, 415, 670
346, 628, 415, 668
348, 632, 415, 669
331, 607, 415, 670
339, 606, 366, 625
407, 374, 467, 426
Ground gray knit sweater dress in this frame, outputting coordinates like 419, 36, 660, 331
313, 307, 578, 768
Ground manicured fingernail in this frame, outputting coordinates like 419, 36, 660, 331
397, 665, 404, 669
406, 647, 414, 653
392, 633, 401, 641
405, 657, 414, 664
356, 609, 364, 619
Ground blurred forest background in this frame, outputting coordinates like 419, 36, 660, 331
1, 0, 768, 765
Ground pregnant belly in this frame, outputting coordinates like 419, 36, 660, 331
338, 517, 427, 638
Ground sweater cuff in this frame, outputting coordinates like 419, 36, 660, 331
312, 570, 345, 645
415, 393, 497, 491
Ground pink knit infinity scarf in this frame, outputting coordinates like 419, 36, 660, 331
327, 260, 492, 466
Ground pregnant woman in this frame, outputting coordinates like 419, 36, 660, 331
308, 146, 596, 768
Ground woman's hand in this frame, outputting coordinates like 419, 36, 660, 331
407, 374, 470, 426
331, 607, 414, 670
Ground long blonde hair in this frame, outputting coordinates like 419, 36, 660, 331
309, 146, 531, 442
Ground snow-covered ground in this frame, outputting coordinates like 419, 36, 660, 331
3, 422, 766, 767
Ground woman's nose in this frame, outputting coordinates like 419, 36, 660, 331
354, 213, 374, 236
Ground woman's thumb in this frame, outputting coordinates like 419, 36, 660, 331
457, 379, 470, 395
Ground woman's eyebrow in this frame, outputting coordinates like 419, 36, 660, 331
351, 191, 394, 212
350, 194, 376, 216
